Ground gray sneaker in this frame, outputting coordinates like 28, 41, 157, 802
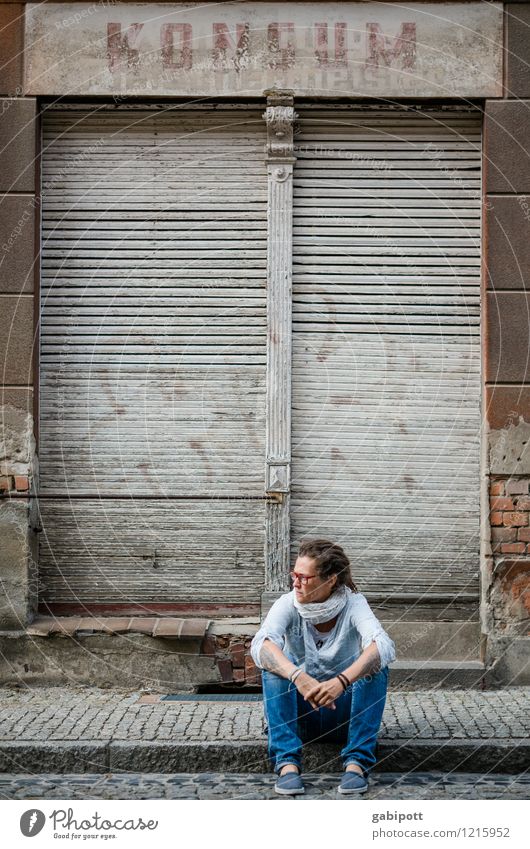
274, 770, 305, 796
338, 771, 368, 795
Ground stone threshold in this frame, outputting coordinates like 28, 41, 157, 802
25, 616, 209, 639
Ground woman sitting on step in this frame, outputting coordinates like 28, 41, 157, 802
250, 538, 396, 796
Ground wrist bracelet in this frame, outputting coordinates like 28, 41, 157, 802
337, 672, 350, 691
290, 667, 302, 684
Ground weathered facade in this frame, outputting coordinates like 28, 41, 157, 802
0, 1, 528, 688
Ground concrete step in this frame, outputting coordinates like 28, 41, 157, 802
0, 738, 527, 775
390, 660, 486, 689
382, 621, 481, 662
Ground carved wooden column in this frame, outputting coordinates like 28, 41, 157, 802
263, 92, 296, 603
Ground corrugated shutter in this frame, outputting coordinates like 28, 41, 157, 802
291, 105, 481, 597
39, 105, 267, 606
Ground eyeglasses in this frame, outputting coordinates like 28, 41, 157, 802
290, 571, 318, 585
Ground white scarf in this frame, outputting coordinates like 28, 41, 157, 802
293, 584, 350, 625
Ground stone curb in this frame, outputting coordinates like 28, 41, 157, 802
109, 741, 270, 773
377, 739, 530, 774
0, 741, 109, 773
0, 739, 528, 775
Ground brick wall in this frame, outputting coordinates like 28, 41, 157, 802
0, 476, 30, 496
484, 5, 530, 678
0, 3, 38, 629
201, 634, 261, 688
490, 478, 530, 555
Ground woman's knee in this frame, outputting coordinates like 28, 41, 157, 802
261, 669, 290, 692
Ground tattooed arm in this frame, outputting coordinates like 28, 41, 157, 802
260, 639, 322, 708
259, 638, 298, 679
249, 593, 321, 706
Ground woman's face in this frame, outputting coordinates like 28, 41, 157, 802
291, 555, 337, 604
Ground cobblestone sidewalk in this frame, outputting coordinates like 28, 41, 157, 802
0, 687, 528, 743
1, 772, 528, 800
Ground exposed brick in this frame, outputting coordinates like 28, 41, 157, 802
500, 542, 527, 554
201, 635, 217, 657
244, 654, 261, 684
216, 636, 230, 649
0, 476, 11, 493
516, 496, 530, 510
230, 641, 246, 668
517, 527, 530, 542
491, 558, 530, 624
506, 479, 530, 496
503, 512, 528, 528
233, 668, 245, 683
490, 512, 503, 526
14, 475, 29, 492
489, 481, 505, 497
492, 527, 517, 543
217, 659, 232, 683
490, 496, 515, 511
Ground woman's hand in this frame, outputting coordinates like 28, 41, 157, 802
305, 677, 345, 710
294, 672, 324, 709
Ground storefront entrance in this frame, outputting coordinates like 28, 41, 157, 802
38, 101, 481, 625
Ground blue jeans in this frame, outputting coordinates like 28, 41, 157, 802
262, 667, 388, 775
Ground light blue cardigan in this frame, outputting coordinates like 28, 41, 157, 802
250, 589, 396, 681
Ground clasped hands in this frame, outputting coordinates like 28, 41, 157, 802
294, 671, 348, 710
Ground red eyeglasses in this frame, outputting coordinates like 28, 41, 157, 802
290, 571, 318, 585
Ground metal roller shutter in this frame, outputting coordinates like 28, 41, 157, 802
291, 105, 481, 599
38, 105, 267, 609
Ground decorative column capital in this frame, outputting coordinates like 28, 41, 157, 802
263, 91, 296, 161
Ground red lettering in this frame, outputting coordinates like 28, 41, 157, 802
267, 22, 295, 69
160, 23, 192, 70
314, 22, 347, 68
365, 22, 416, 69
107, 22, 144, 73
212, 22, 250, 70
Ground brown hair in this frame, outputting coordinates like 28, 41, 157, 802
297, 539, 358, 593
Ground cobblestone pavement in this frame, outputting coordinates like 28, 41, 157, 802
0, 687, 528, 742
0, 772, 528, 800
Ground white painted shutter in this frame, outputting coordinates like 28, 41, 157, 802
291, 105, 481, 599
39, 105, 267, 608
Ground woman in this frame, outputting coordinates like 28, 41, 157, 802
250, 539, 396, 796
